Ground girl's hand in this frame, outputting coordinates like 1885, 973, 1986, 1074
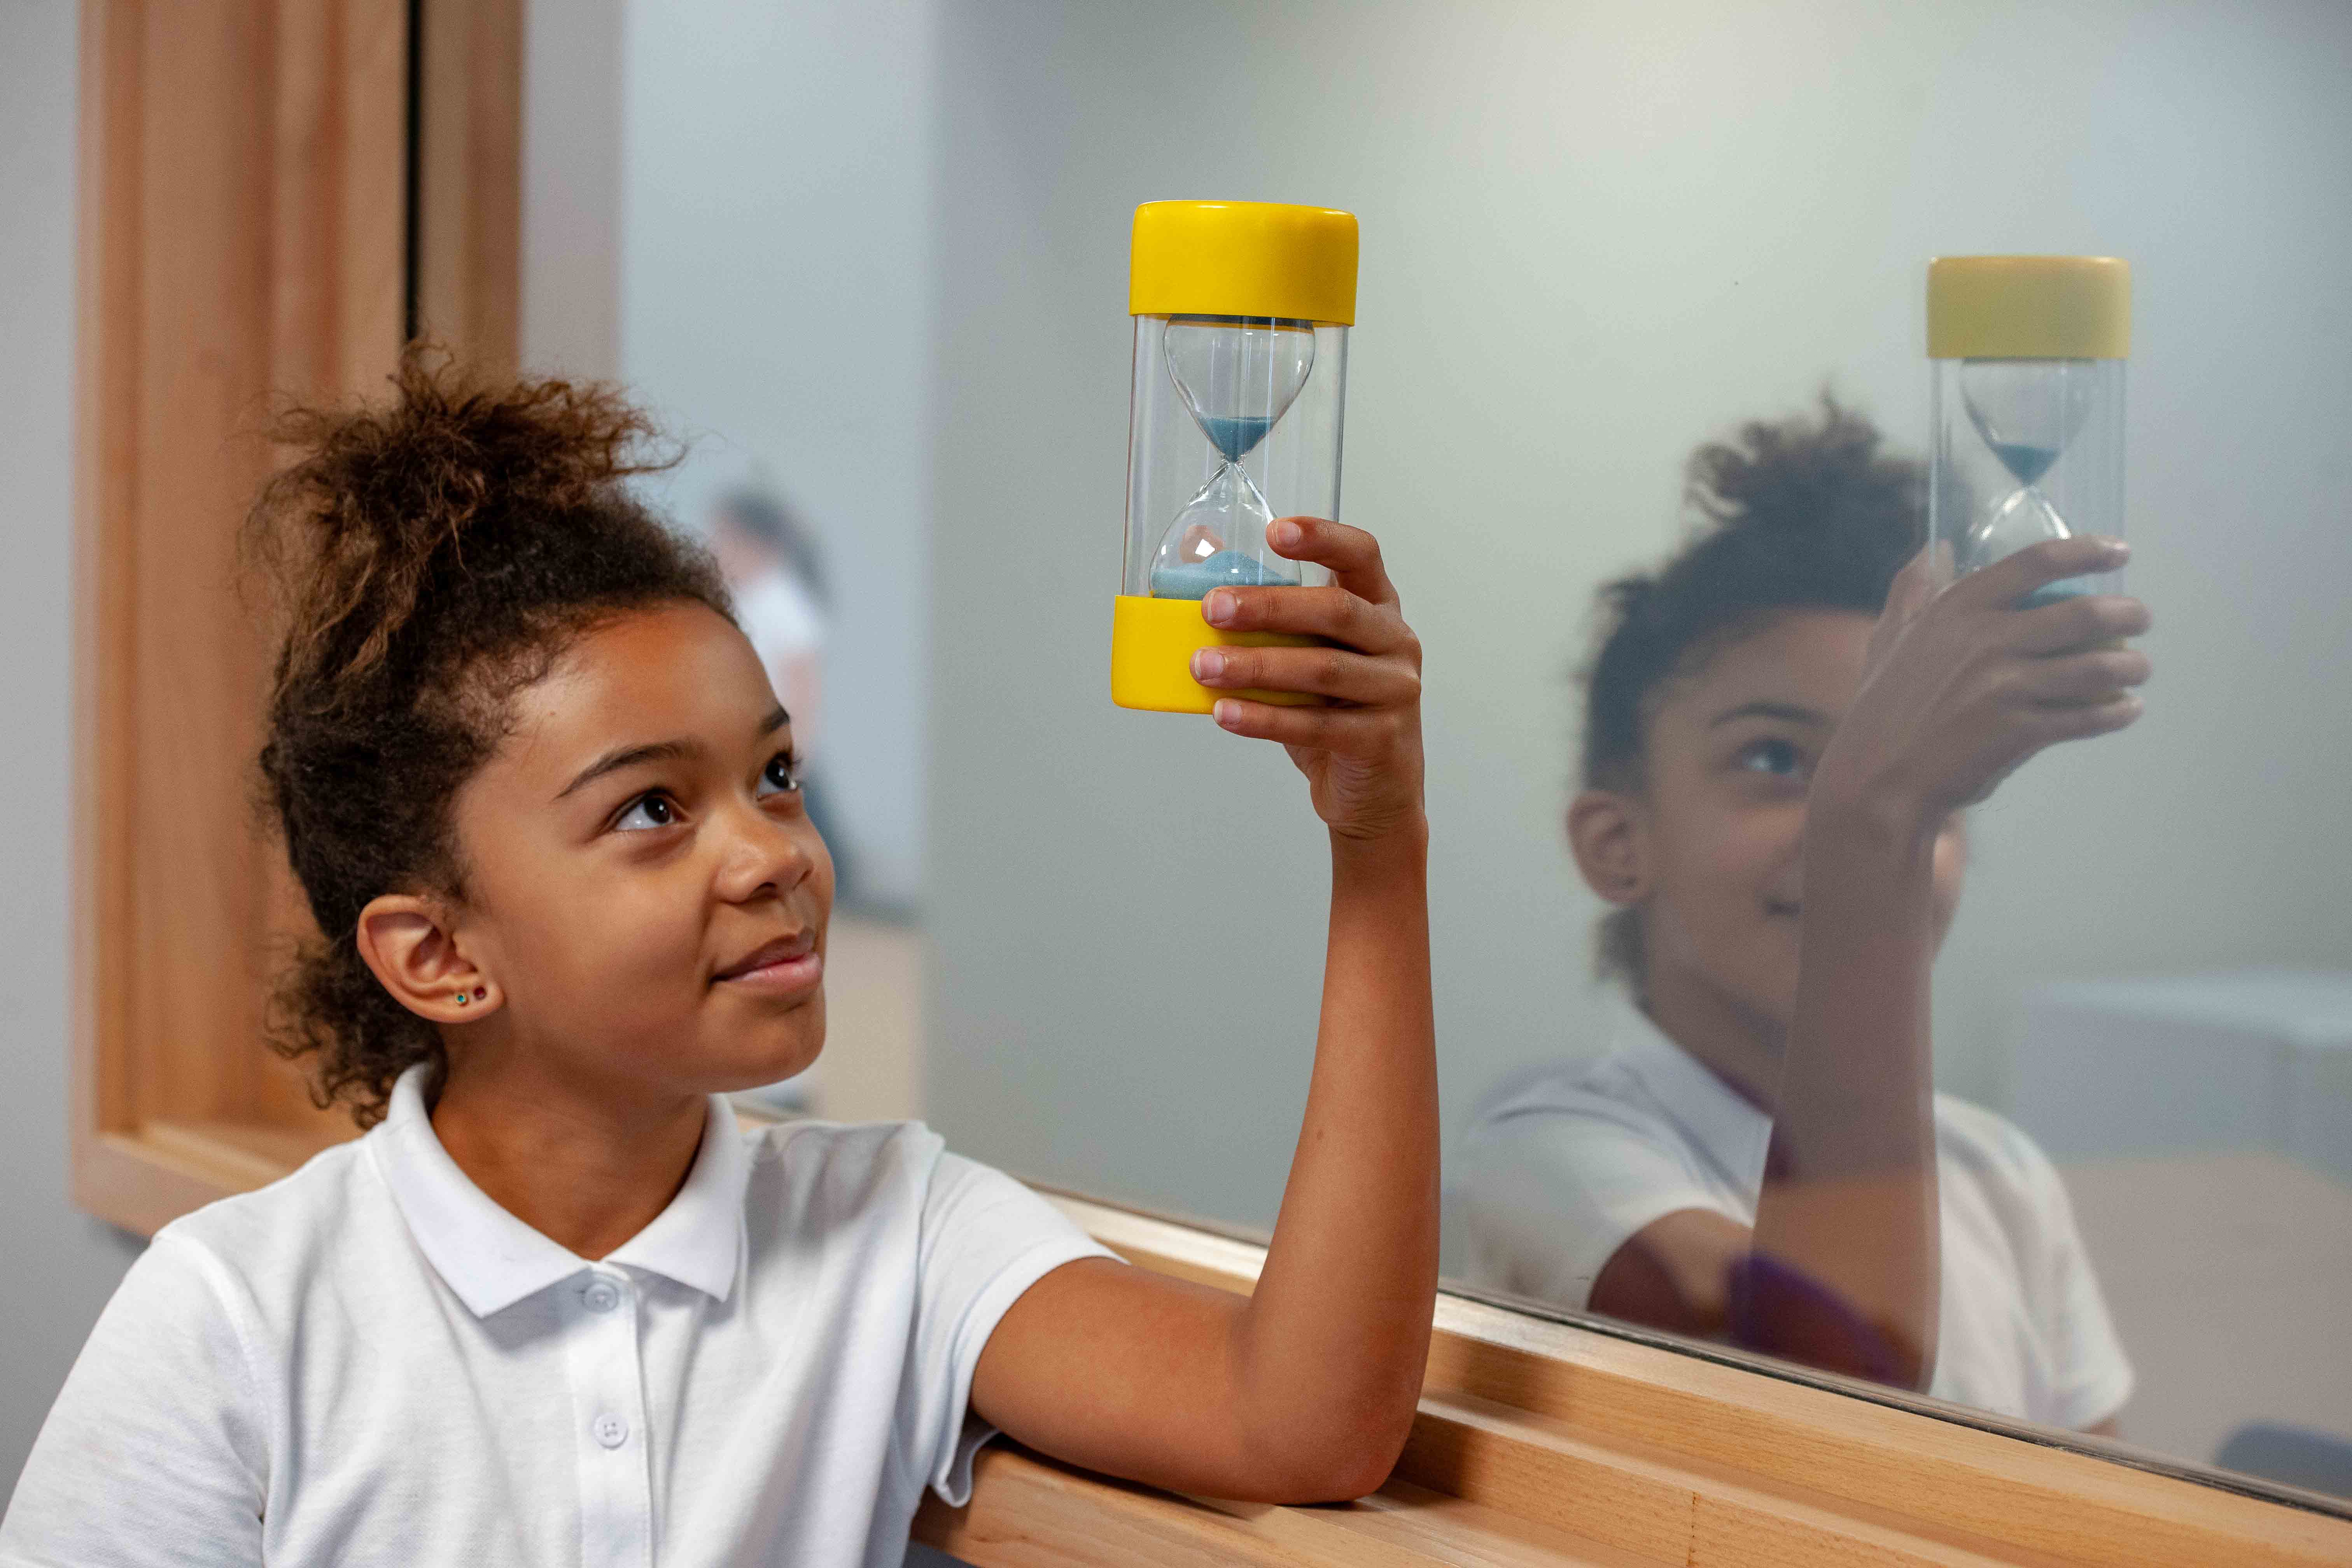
1811, 536, 2152, 842
1189, 518, 1425, 844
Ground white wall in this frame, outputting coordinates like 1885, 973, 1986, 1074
522, 0, 624, 379
922, 0, 2352, 1230
609, 0, 936, 911
0, 0, 148, 1488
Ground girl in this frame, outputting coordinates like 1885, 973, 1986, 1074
2, 356, 1434, 1564
1461, 402, 2145, 1431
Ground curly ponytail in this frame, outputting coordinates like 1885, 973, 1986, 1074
247, 348, 732, 1126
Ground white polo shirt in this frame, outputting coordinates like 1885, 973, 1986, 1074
1457, 996, 2133, 1430
2, 1065, 1115, 1567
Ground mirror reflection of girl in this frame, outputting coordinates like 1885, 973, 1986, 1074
1461, 402, 2142, 1433
2, 357, 1436, 1562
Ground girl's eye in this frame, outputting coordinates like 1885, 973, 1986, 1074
1736, 738, 1805, 778
614, 793, 681, 833
756, 752, 801, 798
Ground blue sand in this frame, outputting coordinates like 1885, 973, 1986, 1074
1988, 441, 2062, 486
2017, 579, 2093, 610
1150, 550, 1300, 600
1196, 415, 1276, 461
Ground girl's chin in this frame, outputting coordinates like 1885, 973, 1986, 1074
702, 1021, 825, 1096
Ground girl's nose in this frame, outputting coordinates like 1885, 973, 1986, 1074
713, 798, 815, 903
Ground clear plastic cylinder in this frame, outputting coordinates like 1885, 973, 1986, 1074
1112, 202, 1357, 714
1927, 257, 2130, 604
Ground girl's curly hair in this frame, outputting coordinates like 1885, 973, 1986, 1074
247, 347, 730, 1127
1580, 395, 1925, 988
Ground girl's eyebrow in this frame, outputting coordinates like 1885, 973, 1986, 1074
557, 738, 703, 800
1708, 700, 1829, 730
554, 707, 791, 801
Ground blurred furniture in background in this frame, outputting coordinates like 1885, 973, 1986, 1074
2015, 971, 2352, 1180
2015, 972, 2352, 1485
2216, 1422, 2352, 1503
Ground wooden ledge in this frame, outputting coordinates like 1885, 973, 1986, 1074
917, 1447, 1659, 1566
1029, 1190, 2352, 1568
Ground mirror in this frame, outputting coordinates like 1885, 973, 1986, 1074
523, 0, 2352, 1508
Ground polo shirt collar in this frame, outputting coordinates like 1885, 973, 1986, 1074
369, 1063, 751, 1318
1607, 993, 1776, 1195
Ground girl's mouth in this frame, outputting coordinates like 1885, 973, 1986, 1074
712, 932, 823, 994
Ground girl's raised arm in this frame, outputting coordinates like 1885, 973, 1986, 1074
968, 514, 1435, 1502
1753, 536, 2147, 1388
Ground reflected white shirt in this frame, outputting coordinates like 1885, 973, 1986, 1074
1, 1064, 1113, 1567
1458, 995, 2132, 1430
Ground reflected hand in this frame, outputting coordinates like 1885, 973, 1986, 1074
1813, 536, 2152, 837
1190, 517, 1425, 844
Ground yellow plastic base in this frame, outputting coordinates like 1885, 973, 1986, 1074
1110, 595, 1321, 713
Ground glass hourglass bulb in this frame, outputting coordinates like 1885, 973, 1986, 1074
1959, 360, 2095, 600
1149, 317, 1316, 600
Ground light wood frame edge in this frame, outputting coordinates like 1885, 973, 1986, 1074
68, 0, 522, 1244
69, 0, 153, 1241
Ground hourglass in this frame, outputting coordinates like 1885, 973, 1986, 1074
1113, 201, 1358, 713
1148, 317, 1315, 600
1928, 257, 2129, 605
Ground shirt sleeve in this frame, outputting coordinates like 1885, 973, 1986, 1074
904, 1148, 1119, 1507
1458, 1097, 1743, 1311
0, 1234, 270, 1568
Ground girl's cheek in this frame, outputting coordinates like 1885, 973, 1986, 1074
1720, 798, 1802, 873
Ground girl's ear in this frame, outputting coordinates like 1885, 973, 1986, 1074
1567, 789, 1652, 907
354, 894, 500, 1022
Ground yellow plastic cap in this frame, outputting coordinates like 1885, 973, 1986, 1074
1110, 595, 1323, 714
1927, 256, 2130, 359
1130, 201, 1359, 325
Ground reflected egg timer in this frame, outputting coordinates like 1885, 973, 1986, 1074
1927, 256, 2130, 608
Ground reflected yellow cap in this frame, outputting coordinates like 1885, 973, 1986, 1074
1928, 256, 2130, 359
1130, 201, 1359, 325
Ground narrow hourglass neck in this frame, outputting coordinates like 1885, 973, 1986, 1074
1195, 414, 1276, 464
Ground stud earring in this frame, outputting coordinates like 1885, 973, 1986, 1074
473, 986, 488, 1001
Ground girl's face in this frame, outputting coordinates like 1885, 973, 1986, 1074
442, 601, 835, 1100
1579, 610, 1966, 1034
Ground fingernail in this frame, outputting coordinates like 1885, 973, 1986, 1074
1204, 591, 1237, 626
1270, 518, 1302, 550
1212, 699, 1238, 728
2096, 537, 2130, 561
1192, 647, 1227, 682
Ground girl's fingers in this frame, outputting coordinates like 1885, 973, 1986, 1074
1863, 545, 1942, 676
1210, 697, 1404, 753
1192, 642, 1420, 707
2009, 592, 2152, 654
1947, 536, 2130, 614
2028, 690, 2146, 742
1203, 582, 1413, 655
2012, 646, 2152, 706
1264, 516, 1399, 607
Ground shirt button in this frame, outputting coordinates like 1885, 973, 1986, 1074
583, 1279, 621, 1313
592, 1414, 629, 1449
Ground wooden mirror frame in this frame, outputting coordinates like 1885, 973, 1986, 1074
68, 5, 2352, 1562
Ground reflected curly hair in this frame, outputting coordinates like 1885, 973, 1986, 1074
247, 347, 730, 1127
1580, 395, 1925, 989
